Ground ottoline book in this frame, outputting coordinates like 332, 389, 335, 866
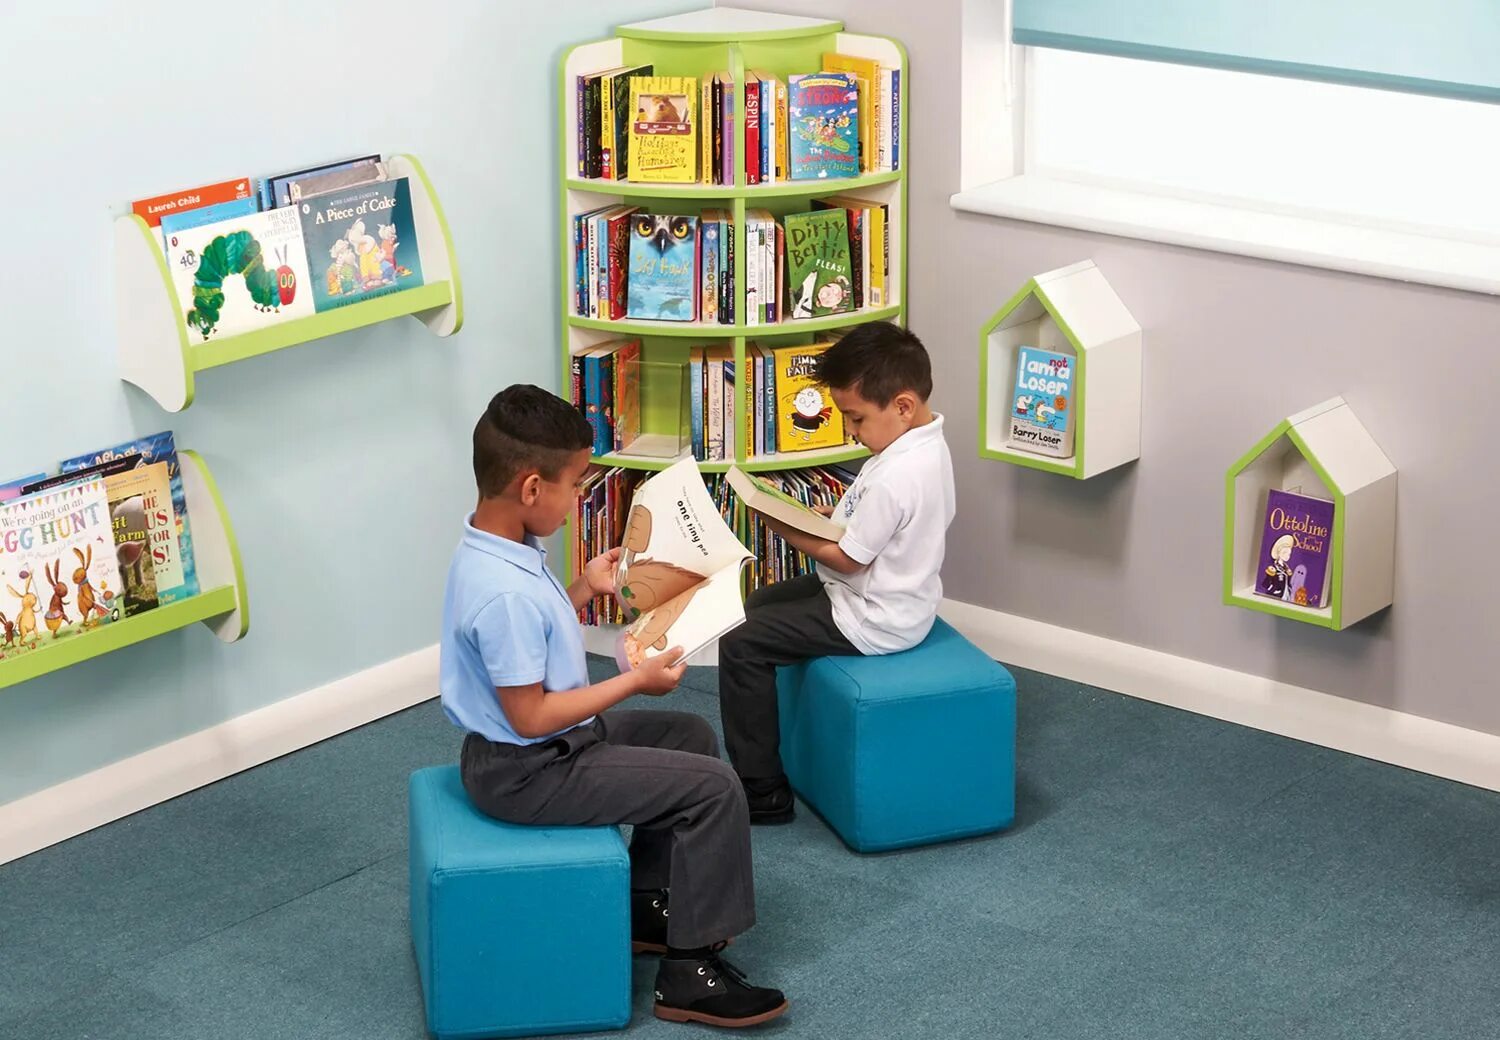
727, 466, 845, 542
612, 457, 752, 669
1010, 346, 1075, 458
1255, 489, 1335, 608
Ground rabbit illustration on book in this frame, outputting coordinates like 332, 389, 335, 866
72, 546, 104, 629
6, 572, 39, 649
42, 558, 71, 638
1, 611, 16, 649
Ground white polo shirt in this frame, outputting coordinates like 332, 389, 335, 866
819, 414, 954, 655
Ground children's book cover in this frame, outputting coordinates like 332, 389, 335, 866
132, 177, 255, 228
626, 214, 698, 321
772, 342, 845, 452
298, 177, 424, 312
613, 339, 643, 453
1255, 489, 1335, 607
263, 154, 382, 210
628, 76, 698, 183
821, 54, 878, 173
1, 475, 46, 504
785, 210, 852, 318
104, 465, 166, 617
0, 479, 124, 653
60, 432, 198, 602
159, 196, 261, 243
166, 206, 314, 340
1009, 346, 1075, 459
788, 72, 860, 180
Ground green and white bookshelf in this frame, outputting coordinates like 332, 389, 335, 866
0, 450, 249, 690
1224, 397, 1396, 630
559, 6, 908, 580
979, 260, 1141, 479
115, 154, 463, 412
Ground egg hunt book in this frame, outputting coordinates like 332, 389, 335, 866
297, 177, 424, 312
165, 206, 315, 340
612, 457, 753, 670
1255, 489, 1335, 608
60, 432, 199, 603
0, 479, 125, 650
726, 466, 846, 542
773, 342, 846, 452
788, 72, 860, 180
1009, 346, 1075, 459
628, 76, 699, 183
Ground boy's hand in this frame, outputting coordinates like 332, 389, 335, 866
583, 547, 622, 597
633, 648, 688, 696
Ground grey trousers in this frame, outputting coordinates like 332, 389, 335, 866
718, 574, 859, 781
460, 710, 754, 948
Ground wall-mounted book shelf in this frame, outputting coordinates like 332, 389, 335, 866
979, 260, 1141, 479
1224, 398, 1396, 630
0, 451, 249, 690
115, 154, 463, 412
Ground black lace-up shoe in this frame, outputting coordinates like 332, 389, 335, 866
654, 945, 788, 1027
742, 775, 795, 825
632, 888, 670, 955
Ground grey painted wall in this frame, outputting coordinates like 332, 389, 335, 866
737, 0, 1500, 738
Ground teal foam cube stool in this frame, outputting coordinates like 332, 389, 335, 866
776, 619, 1017, 852
408, 766, 630, 1039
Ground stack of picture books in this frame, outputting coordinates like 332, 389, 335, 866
1007, 345, 1076, 459
572, 52, 900, 186
1253, 488, 1335, 609
743, 339, 849, 457
130, 153, 426, 342
572, 201, 888, 325
724, 465, 855, 587
569, 338, 644, 458
0, 433, 200, 659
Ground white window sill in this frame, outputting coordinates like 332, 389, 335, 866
950, 175, 1500, 296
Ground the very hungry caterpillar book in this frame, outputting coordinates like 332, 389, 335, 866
1, 479, 125, 651
1255, 489, 1335, 608
612, 457, 753, 669
298, 177, 423, 312
166, 206, 315, 340
1010, 346, 1075, 459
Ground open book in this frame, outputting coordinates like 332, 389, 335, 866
613, 457, 753, 669
726, 466, 847, 542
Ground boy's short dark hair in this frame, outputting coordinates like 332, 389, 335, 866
473, 384, 593, 497
811, 321, 933, 406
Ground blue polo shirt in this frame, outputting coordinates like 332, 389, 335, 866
439, 517, 592, 745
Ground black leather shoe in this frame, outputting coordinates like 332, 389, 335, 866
654, 946, 788, 1027
743, 776, 795, 825
632, 888, 670, 955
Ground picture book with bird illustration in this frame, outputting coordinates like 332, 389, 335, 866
612, 456, 752, 669
1009, 346, 1075, 459
0, 479, 125, 656
788, 72, 860, 180
773, 342, 846, 453
297, 177, 424, 313
165, 206, 315, 340
628, 76, 699, 183
626, 214, 698, 321
1255, 489, 1334, 608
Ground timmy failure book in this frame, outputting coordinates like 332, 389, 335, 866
298, 177, 424, 312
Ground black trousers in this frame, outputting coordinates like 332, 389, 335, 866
718, 574, 859, 781
461, 710, 754, 948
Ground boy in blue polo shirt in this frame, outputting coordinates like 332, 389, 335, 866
441, 385, 788, 1029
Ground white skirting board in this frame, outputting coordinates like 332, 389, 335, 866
0, 646, 439, 867
940, 598, 1500, 794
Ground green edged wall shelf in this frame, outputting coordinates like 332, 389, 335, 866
979, 260, 1141, 479
0, 450, 249, 690
1224, 397, 1396, 630
116, 154, 463, 412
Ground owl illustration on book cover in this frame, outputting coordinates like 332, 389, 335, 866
626, 215, 698, 321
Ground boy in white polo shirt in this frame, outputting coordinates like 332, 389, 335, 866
717, 323, 955, 823
442, 385, 788, 1028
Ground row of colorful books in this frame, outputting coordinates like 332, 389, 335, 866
575, 57, 900, 185
569, 338, 644, 458
0, 433, 199, 656
129, 154, 425, 342
573, 201, 888, 325
575, 465, 855, 625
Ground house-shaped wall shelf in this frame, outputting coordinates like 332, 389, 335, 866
1224, 397, 1396, 630
978, 260, 1141, 479
0, 450, 249, 690
115, 154, 463, 412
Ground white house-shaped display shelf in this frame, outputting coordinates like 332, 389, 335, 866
1224, 397, 1396, 630
979, 260, 1141, 479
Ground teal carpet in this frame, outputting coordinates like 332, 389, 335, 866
2, 658, 1497, 1039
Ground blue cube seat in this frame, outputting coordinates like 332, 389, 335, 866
776, 619, 1017, 852
408, 766, 630, 1039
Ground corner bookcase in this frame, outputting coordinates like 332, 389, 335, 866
559, 7, 908, 581
116, 153, 463, 412
1224, 397, 1396, 630
0, 450, 249, 690
979, 260, 1141, 479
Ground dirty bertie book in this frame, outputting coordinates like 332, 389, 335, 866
298, 177, 424, 312
1255, 489, 1335, 608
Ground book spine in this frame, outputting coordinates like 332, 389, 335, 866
701, 78, 712, 184
690, 351, 704, 460
724, 79, 735, 187
777, 80, 789, 181
600, 73, 614, 180
745, 81, 761, 185
847, 208, 864, 310
891, 70, 901, 171
753, 351, 764, 456
607, 213, 627, 320
599, 351, 616, 456
574, 215, 586, 315
587, 215, 599, 318
763, 221, 774, 323
874, 68, 887, 172
709, 357, 725, 460
869, 206, 885, 308
576, 75, 587, 177
702, 219, 719, 323
859, 209, 871, 309
712, 76, 723, 184
585, 77, 601, 178
724, 223, 735, 325
775, 222, 785, 323
763, 350, 776, 455
583, 353, 603, 454
571, 353, 584, 412
761, 79, 773, 185
745, 222, 759, 327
